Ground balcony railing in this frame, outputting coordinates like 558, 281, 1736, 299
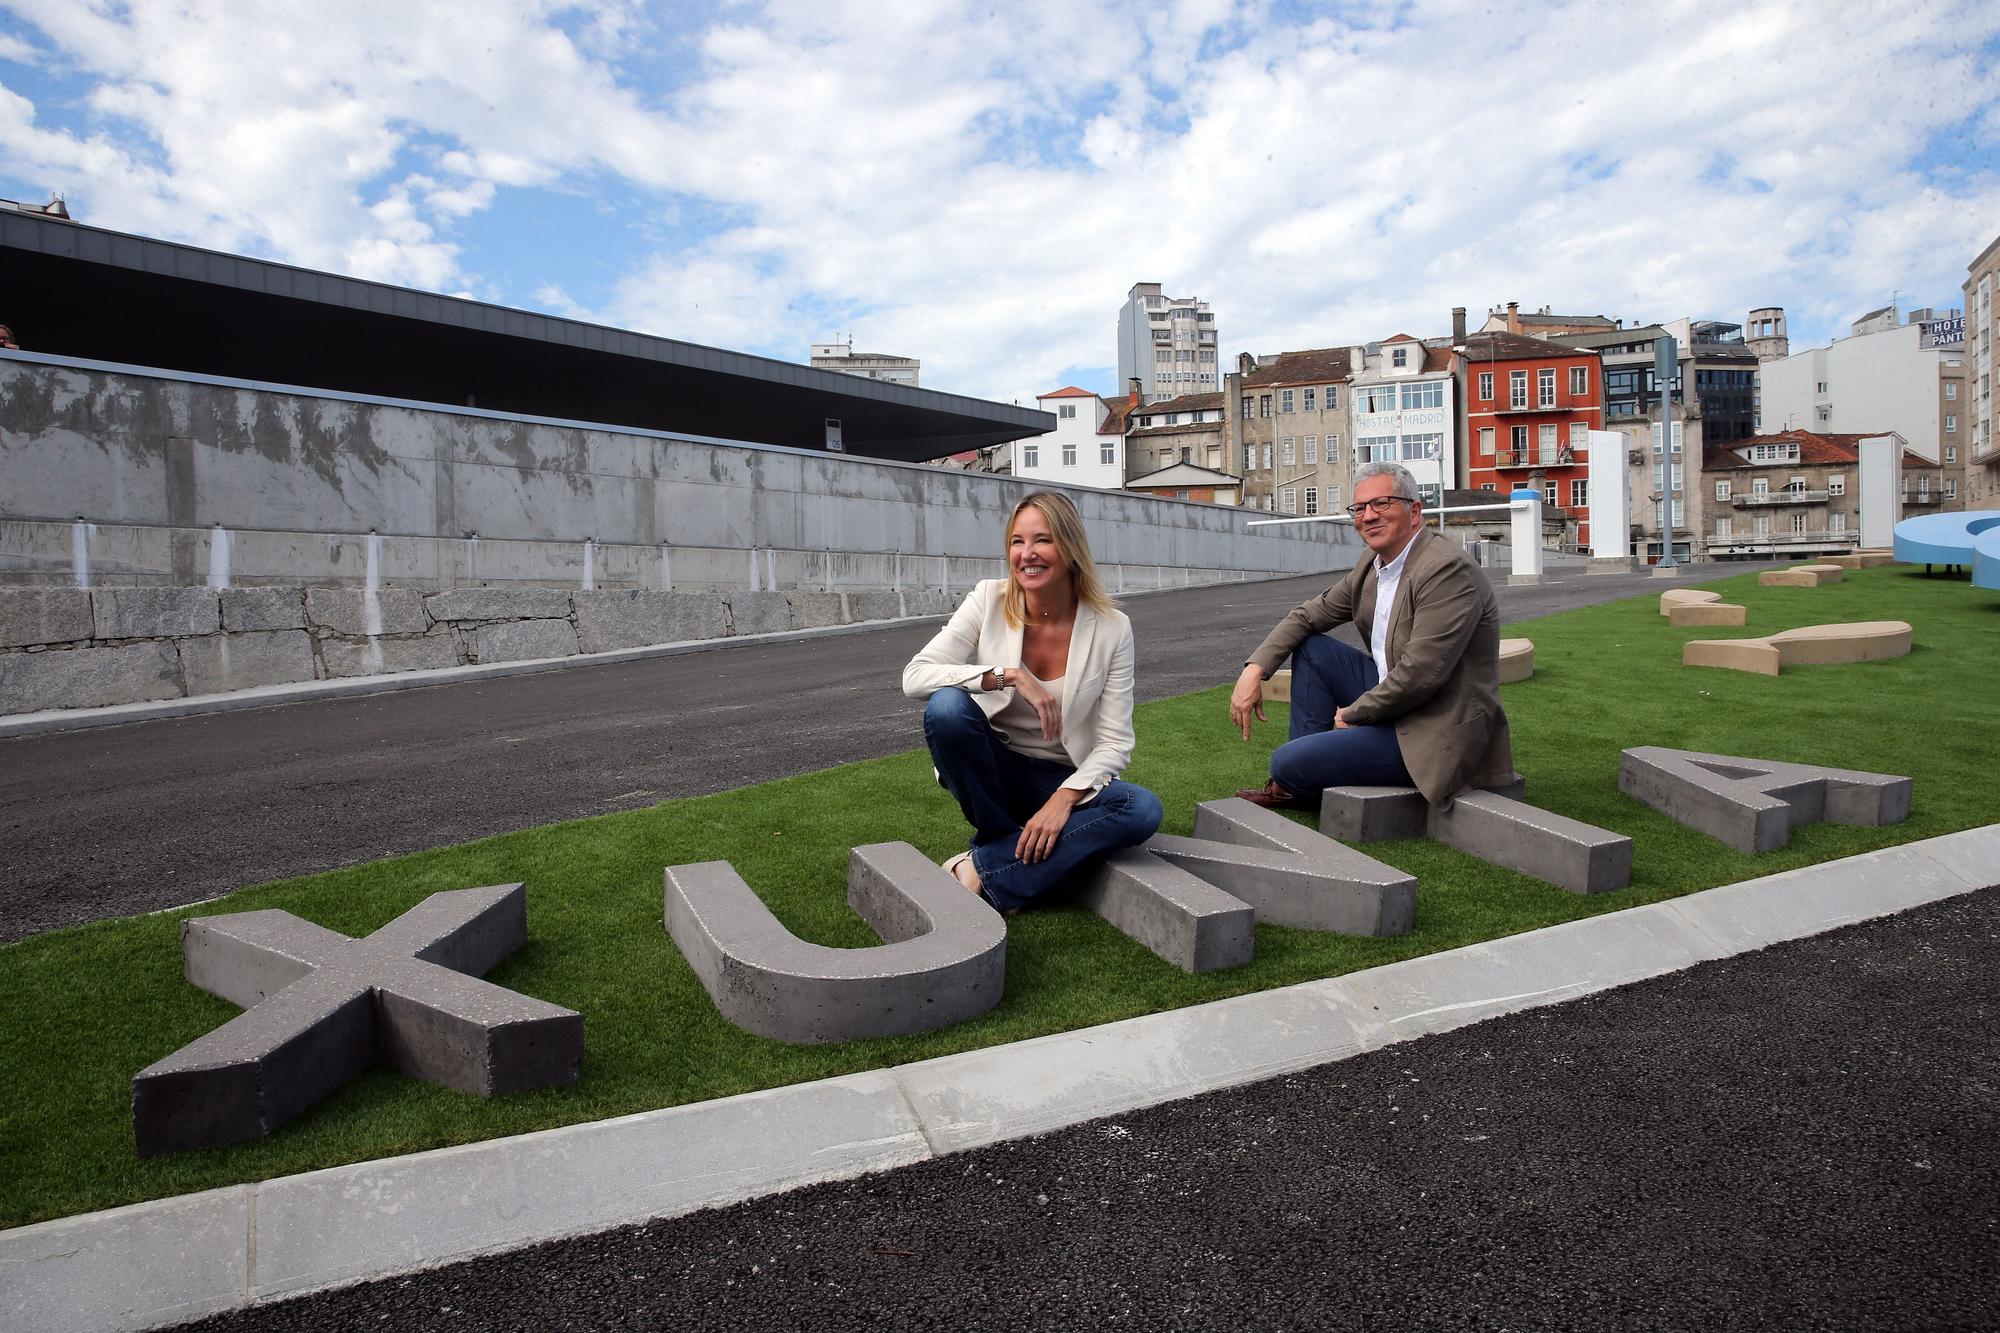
1901, 491, 1943, 507
1708, 530, 1859, 548
1731, 489, 1829, 507
1488, 399, 1565, 415
1492, 447, 1577, 468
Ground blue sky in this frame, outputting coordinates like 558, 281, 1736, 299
3, 0, 1997, 406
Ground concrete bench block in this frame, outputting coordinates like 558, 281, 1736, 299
220, 586, 306, 632
179, 630, 317, 695
472, 618, 578, 664
727, 590, 792, 636
1498, 637, 1534, 683
132, 884, 582, 1156
424, 587, 574, 622
664, 841, 1006, 1043
574, 590, 728, 653
1824, 550, 1896, 570
0, 641, 181, 713
1261, 669, 1292, 703
0, 586, 94, 647
1619, 746, 1912, 853
1757, 563, 1844, 588
1140, 798, 1416, 936
305, 587, 429, 636
92, 586, 219, 639
1684, 620, 1911, 676
843, 591, 904, 623
1667, 602, 1747, 627
1659, 588, 1721, 617
1429, 790, 1633, 895
321, 630, 462, 677
787, 591, 846, 630
1073, 845, 1257, 972
1320, 776, 1527, 842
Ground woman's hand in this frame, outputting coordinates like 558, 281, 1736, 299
1017, 786, 1082, 863
1012, 666, 1062, 741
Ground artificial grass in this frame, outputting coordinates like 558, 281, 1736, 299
2, 565, 1996, 1229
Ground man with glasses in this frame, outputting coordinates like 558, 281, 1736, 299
1228, 462, 1514, 811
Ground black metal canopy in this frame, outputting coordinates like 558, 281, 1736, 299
1, 211, 1048, 460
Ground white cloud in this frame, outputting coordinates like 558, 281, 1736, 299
1, 0, 1996, 405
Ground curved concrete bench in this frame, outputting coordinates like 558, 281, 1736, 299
1684, 620, 1912, 676
1660, 588, 1721, 616
1758, 563, 1844, 588
1894, 511, 2000, 589
1824, 549, 1896, 570
1498, 638, 1534, 683
1668, 602, 1746, 627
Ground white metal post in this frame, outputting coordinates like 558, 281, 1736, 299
1508, 488, 1544, 585
1586, 428, 1634, 573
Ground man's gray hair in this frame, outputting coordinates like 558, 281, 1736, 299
1354, 461, 1421, 501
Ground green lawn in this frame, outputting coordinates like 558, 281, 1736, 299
2, 565, 1996, 1229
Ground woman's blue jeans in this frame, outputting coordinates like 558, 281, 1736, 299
1268, 634, 1413, 795
923, 689, 1163, 913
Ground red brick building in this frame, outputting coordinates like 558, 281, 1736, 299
1459, 329, 1604, 548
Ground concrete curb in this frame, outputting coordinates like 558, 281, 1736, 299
6, 825, 1995, 1331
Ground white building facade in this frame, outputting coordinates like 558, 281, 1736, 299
1348, 336, 1458, 501
809, 339, 920, 386
1756, 307, 1960, 462
1965, 233, 2000, 505
1116, 282, 1219, 404
1017, 387, 1125, 490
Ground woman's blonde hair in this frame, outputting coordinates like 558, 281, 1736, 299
1001, 490, 1117, 628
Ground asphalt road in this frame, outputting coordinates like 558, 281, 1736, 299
0, 563, 1759, 942
179, 886, 2000, 1332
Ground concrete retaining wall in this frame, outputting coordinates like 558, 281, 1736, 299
0, 355, 1361, 712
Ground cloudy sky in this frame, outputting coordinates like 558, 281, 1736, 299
3, 1, 1997, 406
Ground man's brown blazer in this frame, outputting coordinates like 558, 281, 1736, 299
1246, 527, 1514, 806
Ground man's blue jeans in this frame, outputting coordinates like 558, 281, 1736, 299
1268, 634, 1413, 795
923, 689, 1163, 913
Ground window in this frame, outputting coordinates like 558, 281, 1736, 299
1569, 421, 1587, 448
1570, 478, 1589, 507
1280, 486, 1297, 514
1023, 444, 1039, 467
1946, 445, 1958, 462
1570, 366, 1587, 397
1325, 386, 1338, 409
1400, 381, 1444, 410
1356, 436, 1399, 464
1828, 474, 1845, 497
1057, 404, 1077, 419
1402, 433, 1442, 461
1651, 422, 1684, 454
1479, 427, 1495, 455
1755, 513, 1771, 537
1715, 517, 1732, 538
1303, 387, 1316, 412
1509, 370, 1528, 408
1062, 443, 1077, 466
1946, 415, 1958, 433
1304, 486, 1319, 516
1543, 483, 1558, 505
1480, 482, 1497, 492
1478, 371, 1494, 401
1303, 436, 1318, 464
1262, 445, 1273, 471
1280, 389, 1294, 413
1715, 480, 1731, 501
1673, 498, 1684, 526
1791, 512, 1807, 533
1240, 396, 1253, 418
1282, 437, 1296, 466
1510, 425, 1529, 452
1155, 349, 1172, 363
1538, 423, 1558, 456
1830, 512, 1846, 533
1176, 490, 1190, 500
1946, 381, 1958, 399
1392, 346, 1409, 368
1947, 479, 1958, 498
1752, 477, 1769, 497
1101, 441, 1115, 465
1259, 395, 1272, 417
1359, 384, 1398, 413
1538, 368, 1556, 406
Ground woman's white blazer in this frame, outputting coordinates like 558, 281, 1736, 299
901, 579, 1138, 797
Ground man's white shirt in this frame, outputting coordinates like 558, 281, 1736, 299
1368, 539, 1414, 683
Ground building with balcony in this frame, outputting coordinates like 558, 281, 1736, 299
1117, 283, 1219, 404
1123, 391, 1226, 480
809, 338, 921, 386
1348, 334, 1461, 504
1458, 327, 1603, 549
1224, 347, 1357, 515
1700, 428, 1907, 561
1477, 303, 1618, 338
1964, 232, 2000, 506
1755, 304, 1965, 474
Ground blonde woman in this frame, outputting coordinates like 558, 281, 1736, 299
902, 491, 1163, 913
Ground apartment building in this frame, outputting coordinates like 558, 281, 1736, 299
1224, 347, 1356, 515
1965, 232, 2000, 505
1756, 304, 1965, 472
1116, 283, 1220, 403
1701, 428, 1904, 561
1459, 328, 1604, 548
808, 339, 920, 386
1122, 391, 1226, 479
1348, 335, 1460, 503
1016, 386, 1125, 489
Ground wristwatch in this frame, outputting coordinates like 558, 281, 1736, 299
993, 666, 1009, 690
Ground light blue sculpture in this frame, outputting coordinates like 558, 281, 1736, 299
1893, 510, 2000, 589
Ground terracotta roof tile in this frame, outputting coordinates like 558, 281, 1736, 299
1038, 385, 1098, 399
1240, 346, 1355, 388
1458, 330, 1597, 363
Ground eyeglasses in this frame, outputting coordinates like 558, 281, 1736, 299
1345, 496, 1415, 517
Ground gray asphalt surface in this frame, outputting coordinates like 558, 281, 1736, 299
0, 563, 1761, 943
179, 886, 2000, 1332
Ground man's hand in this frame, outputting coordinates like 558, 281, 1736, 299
1016, 786, 1082, 863
1229, 664, 1267, 741
1334, 706, 1353, 729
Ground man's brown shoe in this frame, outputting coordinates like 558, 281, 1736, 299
1234, 779, 1313, 810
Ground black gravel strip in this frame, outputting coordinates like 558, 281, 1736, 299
180, 887, 2000, 1332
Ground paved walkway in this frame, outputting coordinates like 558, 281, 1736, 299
174, 883, 1999, 1331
